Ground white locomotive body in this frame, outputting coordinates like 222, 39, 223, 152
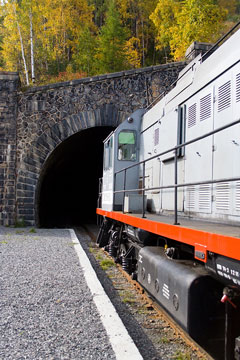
97, 25, 240, 359
140, 28, 240, 223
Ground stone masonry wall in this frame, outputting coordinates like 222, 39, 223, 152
17, 62, 185, 163
0, 72, 19, 226
0, 62, 186, 226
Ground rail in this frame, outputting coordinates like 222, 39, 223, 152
98, 118, 240, 225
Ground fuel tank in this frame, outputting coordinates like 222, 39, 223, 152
138, 246, 224, 357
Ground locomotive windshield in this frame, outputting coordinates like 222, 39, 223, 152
118, 130, 136, 161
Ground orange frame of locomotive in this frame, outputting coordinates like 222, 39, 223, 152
97, 208, 240, 263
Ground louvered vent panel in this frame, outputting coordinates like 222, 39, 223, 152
200, 94, 211, 121
216, 183, 230, 210
199, 185, 211, 210
236, 181, 240, 211
188, 103, 196, 128
218, 80, 231, 112
236, 73, 240, 103
186, 186, 195, 209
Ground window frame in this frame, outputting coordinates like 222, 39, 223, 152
103, 136, 113, 170
117, 130, 137, 162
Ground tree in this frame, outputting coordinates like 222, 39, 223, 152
88, 0, 106, 27
150, 0, 228, 60
0, 0, 237, 84
149, 0, 181, 52
96, 0, 128, 74
1, 1, 30, 83
218, 0, 237, 17
116, 0, 158, 66
124, 37, 141, 68
0, 11, 6, 69
72, 25, 97, 76
0, 0, 96, 84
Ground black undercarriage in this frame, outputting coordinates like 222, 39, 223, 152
97, 217, 240, 360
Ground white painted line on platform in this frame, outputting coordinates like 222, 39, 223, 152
69, 229, 143, 360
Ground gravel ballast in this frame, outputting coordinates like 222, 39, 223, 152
0, 227, 116, 360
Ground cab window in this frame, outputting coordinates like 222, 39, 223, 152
104, 136, 113, 170
118, 131, 136, 161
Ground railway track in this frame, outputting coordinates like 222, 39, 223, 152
77, 225, 213, 360
117, 265, 213, 360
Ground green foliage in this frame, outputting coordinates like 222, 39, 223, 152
14, 218, 26, 228
72, 25, 97, 76
100, 258, 115, 270
159, 336, 170, 344
172, 350, 191, 360
0, 0, 239, 83
88, 0, 106, 27
116, 0, 159, 66
96, 0, 128, 74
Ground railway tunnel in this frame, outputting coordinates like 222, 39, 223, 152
36, 126, 114, 228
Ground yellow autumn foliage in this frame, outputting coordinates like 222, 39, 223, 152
150, 0, 228, 60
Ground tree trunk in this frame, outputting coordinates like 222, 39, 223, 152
14, 6, 29, 85
141, 17, 145, 67
29, 11, 35, 83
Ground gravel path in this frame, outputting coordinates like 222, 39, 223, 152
0, 227, 116, 360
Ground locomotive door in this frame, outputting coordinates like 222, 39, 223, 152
152, 122, 161, 213
160, 108, 184, 212
101, 134, 114, 211
184, 86, 214, 215
141, 122, 161, 213
212, 65, 240, 218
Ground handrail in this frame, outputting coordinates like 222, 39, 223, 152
111, 176, 240, 194
202, 20, 240, 62
99, 118, 240, 225
115, 118, 240, 176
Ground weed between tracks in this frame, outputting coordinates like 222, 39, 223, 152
88, 238, 207, 360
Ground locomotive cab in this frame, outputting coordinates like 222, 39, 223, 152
101, 109, 145, 212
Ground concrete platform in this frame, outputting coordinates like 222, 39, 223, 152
0, 227, 142, 360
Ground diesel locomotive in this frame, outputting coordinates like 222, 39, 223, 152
96, 23, 240, 359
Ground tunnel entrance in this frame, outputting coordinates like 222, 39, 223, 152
37, 126, 114, 228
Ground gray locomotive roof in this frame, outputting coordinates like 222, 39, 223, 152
142, 28, 240, 130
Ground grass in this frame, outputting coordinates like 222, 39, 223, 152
15, 230, 24, 234
100, 259, 115, 270
29, 228, 36, 233
119, 290, 136, 305
96, 254, 104, 261
122, 296, 136, 305
14, 219, 26, 228
137, 307, 149, 315
172, 351, 191, 360
0, 241, 8, 244
159, 336, 170, 344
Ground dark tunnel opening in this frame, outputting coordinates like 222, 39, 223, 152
37, 126, 114, 228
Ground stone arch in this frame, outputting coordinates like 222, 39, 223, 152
16, 105, 128, 226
